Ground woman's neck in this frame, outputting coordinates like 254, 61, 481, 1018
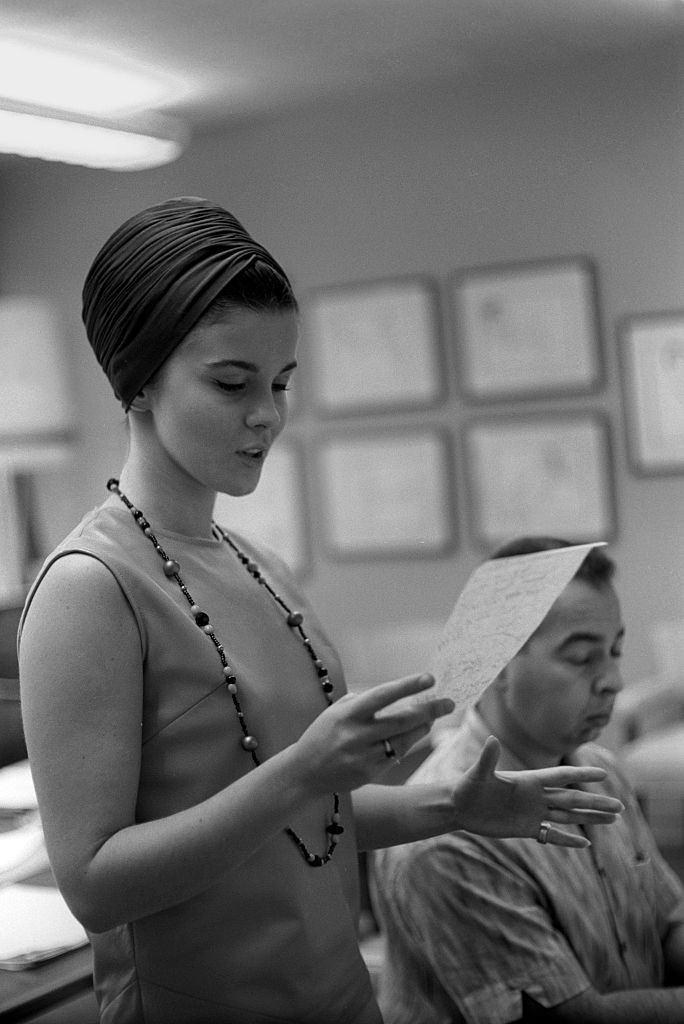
115, 456, 216, 539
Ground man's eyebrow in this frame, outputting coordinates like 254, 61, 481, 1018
206, 359, 298, 373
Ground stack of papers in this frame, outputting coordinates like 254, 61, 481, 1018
0, 884, 88, 969
0, 813, 50, 887
0, 759, 49, 887
0, 758, 88, 969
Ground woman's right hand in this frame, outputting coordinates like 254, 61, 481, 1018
291, 672, 455, 793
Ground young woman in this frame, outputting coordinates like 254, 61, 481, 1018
19, 197, 622, 1024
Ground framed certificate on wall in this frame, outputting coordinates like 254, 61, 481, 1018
619, 311, 684, 475
317, 428, 456, 559
464, 413, 615, 549
305, 277, 444, 415
452, 256, 602, 401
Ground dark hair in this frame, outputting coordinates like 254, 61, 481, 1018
198, 259, 298, 326
490, 535, 615, 588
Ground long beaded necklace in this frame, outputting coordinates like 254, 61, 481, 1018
107, 478, 344, 867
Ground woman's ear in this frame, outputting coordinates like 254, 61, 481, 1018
128, 389, 152, 412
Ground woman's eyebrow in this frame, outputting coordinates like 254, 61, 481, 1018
207, 359, 298, 373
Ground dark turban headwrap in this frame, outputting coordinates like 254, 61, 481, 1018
81, 196, 293, 409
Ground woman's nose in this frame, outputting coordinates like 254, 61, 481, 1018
244, 389, 282, 429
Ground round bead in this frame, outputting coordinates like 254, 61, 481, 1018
163, 559, 180, 577
287, 611, 303, 627
190, 604, 201, 615
193, 611, 210, 627
202, 623, 214, 634
144, 527, 153, 537
106, 478, 118, 492
241, 735, 258, 751
227, 683, 238, 694
321, 679, 334, 693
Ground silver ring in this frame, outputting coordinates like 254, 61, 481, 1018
537, 820, 552, 845
383, 738, 397, 760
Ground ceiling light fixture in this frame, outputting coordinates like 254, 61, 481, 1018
0, 103, 188, 171
0, 35, 190, 170
0, 36, 186, 117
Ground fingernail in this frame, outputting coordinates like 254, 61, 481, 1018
418, 673, 435, 685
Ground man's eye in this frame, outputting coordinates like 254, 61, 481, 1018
565, 650, 595, 666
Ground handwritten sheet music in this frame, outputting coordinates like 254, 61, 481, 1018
431, 543, 606, 714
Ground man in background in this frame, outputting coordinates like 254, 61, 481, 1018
372, 537, 684, 1023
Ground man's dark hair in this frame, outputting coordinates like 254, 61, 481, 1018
490, 535, 615, 588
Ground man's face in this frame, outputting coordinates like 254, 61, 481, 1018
499, 578, 624, 759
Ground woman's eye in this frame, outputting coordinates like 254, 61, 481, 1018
215, 379, 247, 393
273, 382, 291, 392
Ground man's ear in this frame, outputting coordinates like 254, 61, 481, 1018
491, 664, 512, 693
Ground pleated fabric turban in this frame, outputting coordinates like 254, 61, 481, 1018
82, 196, 292, 409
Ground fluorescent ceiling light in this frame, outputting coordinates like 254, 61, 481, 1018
0, 106, 186, 171
0, 36, 185, 117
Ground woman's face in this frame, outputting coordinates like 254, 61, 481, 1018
142, 306, 299, 497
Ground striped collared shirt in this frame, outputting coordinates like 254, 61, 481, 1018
371, 708, 684, 1024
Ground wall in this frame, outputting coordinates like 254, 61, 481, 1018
0, 41, 682, 689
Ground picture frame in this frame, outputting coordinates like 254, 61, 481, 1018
0, 468, 26, 608
0, 296, 74, 437
452, 256, 602, 401
304, 276, 444, 416
618, 311, 684, 475
317, 428, 456, 559
212, 441, 310, 576
463, 413, 616, 549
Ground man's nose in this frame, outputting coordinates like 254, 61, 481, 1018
594, 660, 623, 695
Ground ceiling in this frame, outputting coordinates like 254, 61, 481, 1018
0, 0, 682, 132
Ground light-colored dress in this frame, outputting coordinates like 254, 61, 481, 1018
20, 504, 380, 1024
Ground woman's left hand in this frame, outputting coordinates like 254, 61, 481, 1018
453, 735, 623, 848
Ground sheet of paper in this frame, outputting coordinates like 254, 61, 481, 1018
0, 884, 88, 968
0, 814, 50, 887
431, 543, 606, 714
0, 760, 38, 810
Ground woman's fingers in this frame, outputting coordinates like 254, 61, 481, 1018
543, 786, 624, 815
547, 807, 621, 825
359, 673, 439, 716
467, 735, 502, 779
530, 764, 608, 786
360, 672, 455, 741
543, 826, 591, 849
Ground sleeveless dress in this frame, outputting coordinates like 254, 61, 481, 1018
20, 504, 381, 1024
